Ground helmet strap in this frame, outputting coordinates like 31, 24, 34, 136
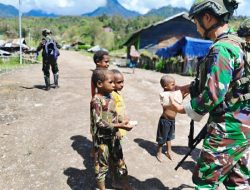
197, 17, 222, 40
205, 22, 222, 39
197, 17, 209, 39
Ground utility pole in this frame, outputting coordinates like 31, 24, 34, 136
29, 28, 31, 46
19, 0, 22, 64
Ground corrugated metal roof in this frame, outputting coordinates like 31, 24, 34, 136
12, 38, 25, 45
0, 38, 28, 49
124, 12, 191, 46
0, 40, 5, 46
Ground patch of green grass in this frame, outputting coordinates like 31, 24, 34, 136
80, 50, 93, 58
0, 56, 37, 73
109, 48, 126, 58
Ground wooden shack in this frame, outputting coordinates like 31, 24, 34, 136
124, 12, 201, 54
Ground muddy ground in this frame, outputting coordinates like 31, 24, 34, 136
0, 51, 227, 190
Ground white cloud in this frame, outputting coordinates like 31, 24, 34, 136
0, 0, 250, 16
1, 0, 106, 15
120, 0, 250, 16
120, 0, 193, 14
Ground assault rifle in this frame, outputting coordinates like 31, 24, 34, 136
175, 121, 207, 171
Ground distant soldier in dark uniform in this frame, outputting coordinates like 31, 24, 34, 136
36, 29, 60, 90
170, 0, 250, 189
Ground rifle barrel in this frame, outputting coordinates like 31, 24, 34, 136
175, 124, 207, 171
175, 149, 192, 170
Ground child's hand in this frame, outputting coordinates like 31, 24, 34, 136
169, 95, 185, 114
123, 123, 133, 131
115, 131, 122, 140
123, 117, 129, 125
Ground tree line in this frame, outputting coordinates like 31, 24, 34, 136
0, 15, 246, 50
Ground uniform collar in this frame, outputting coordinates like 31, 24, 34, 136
216, 28, 234, 41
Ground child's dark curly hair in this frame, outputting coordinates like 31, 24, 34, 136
93, 50, 109, 64
111, 69, 121, 75
91, 69, 111, 87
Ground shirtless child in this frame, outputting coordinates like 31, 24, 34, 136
156, 75, 184, 162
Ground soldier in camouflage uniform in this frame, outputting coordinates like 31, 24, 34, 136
238, 19, 250, 86
170, 0, 250, 189
90, 69, 133, 190
36, 29, 60, 90
238, 18, 250, 42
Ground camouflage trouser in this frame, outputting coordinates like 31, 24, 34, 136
95, 138, 128, 182
42, 58, 59, 77
193, 123, 250, 190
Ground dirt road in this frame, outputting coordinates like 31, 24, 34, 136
0, 51, 213, 190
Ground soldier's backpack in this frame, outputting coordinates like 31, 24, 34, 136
44, 38, 60, 60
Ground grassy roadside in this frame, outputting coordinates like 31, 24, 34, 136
0, 56, 39, 74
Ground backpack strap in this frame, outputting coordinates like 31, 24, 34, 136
230, 93, 250, 104
218, 34, 250, 103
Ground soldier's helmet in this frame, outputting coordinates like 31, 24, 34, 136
42, 29, 52, 36
189, 0, 239, 22
237, 19, 250, 37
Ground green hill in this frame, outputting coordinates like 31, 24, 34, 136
0, 3, 18, 17
82, 0, 140, 18
145, 5, 187, 18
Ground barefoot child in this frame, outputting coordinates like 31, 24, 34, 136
90, 69, 133, 190
90, 50, 110, 164
156, 75, 183, 162
91, 50, 110, 97
111, 69, 139, 188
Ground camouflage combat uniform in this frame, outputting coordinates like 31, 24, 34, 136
90, 94, 128, 183
185, 29, 250, 189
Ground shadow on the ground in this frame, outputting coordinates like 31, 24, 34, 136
172, 145, 200, 161
171, 145, 200, 172
63, 135, 97, 190
134, 138, 158, 156
20, 85, 57, 91
128, 176, 194, 190
64, 136, 195, 189
134, 138, 200, 172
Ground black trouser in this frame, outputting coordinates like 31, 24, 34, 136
42, 58, 59, 78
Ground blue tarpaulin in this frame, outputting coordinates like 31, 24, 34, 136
156, 36, 212, 59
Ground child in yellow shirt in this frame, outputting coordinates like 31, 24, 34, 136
111, 69, 127, 137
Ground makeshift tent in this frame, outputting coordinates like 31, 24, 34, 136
156, 36, 212, 59
155, 36, 212, 74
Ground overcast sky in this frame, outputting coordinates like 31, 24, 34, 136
1, 0, 250, 16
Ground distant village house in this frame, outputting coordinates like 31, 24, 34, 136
124, 12, 200, 54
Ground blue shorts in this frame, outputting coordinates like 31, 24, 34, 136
156, 116, 175, 145
128, 61, 136, 68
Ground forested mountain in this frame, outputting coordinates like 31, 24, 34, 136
82, 0, 140, 18
0, 3, 18, 17
0, 1, 187, 18
23, 10, 57, 17
145, 5, 188, 18
0, 3, 58, 17
0, 1, 244, 52
0, 0, 140, 18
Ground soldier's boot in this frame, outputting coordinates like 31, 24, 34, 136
44, 76, 50, 91
54, 73, 59, 88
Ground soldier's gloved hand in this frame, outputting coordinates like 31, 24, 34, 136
35, 51, 39, 58
189, 79, 200, 98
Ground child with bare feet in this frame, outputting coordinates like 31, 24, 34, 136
156, 75, 183, 162
90, 69, 133, 190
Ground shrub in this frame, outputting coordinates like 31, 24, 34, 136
155, 58, 165, 72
